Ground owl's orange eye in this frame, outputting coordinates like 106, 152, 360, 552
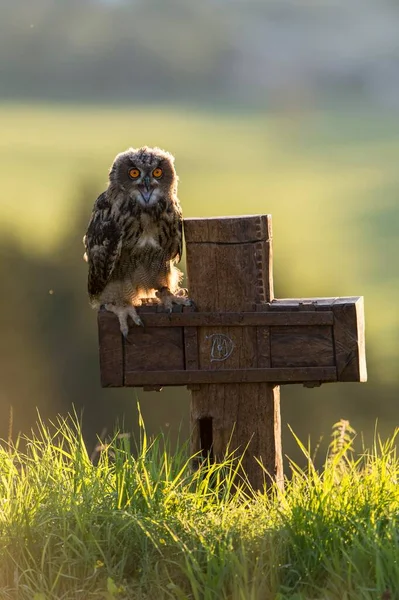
128, 168, 140, 179
153, 168, 163, 178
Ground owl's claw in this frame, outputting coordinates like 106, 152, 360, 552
121, 328, 131, 343
104, 304, 144, 339
176, 288, 189, 298
156, 287, 193, 312
133, 314, 144, 327
121, 314, 143, 342
127, 307, 144, 327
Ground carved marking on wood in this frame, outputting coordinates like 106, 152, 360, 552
206, 333, 235, 362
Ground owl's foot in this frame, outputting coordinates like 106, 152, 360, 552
104, 303, 143, 339
155, 287, 193, 312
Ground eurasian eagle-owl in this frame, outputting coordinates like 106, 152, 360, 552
83, 146, 191, 337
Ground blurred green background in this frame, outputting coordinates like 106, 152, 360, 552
1, 0, 398, 461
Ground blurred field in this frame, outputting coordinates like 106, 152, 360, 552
1, 103, 398, 382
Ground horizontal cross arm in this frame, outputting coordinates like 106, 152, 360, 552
122, 367, 337, 387
97, 296, 366, 387
97, 310, 334, 328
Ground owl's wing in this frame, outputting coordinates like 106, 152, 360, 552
176, 215, 183, 262
168, 206, 183, 263
84, 191, 123, 299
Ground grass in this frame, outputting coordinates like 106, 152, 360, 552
0, 410, 398, 599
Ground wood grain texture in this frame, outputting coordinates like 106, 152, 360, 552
255, 303, 271, 369
271, 325, 335, 368
190, 383, 283, 489
185, 214, 283, 491
184, 215, 271, 244
184, 327, 199, 370
332, 297, 367, 382
265, 298, 338, 311
119, 310, 334, 327
256, 327, 271, 368
123, 367, 337, 386
97, 310, 124, 387
183, 304, 200, 390
124, 326, 184, 372
97, 296, 365, 384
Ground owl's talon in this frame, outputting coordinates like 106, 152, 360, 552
176, 288, 188, 298
136, 316, 144, 327
129, 311, 144, 327
178, 297, 193, 307
156, 287, 193, 311
124, 306, 142, 327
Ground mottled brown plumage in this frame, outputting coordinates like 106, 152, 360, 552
83, 146, 190, 336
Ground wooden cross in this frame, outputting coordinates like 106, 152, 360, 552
98, 215, 366, 489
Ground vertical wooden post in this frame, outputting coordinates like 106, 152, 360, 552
184, 215, 283, 490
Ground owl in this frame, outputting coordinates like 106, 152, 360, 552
83, 146, 191, 338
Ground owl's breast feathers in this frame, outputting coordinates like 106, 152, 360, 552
84, 190, 183, 300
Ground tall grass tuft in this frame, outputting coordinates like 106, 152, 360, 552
0, 410, 398, 599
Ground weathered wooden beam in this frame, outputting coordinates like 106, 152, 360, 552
123, 367, 337, 386
332, 297, 367, 382
103, 310, 335, 328
183, 214, 270, 245
97, 294, 366, 386
184, 214, 283, 490
98, 310, 123, 387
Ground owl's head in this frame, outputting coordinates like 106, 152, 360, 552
109, 146, 177, 208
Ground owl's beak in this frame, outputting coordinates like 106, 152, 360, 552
139, 176, 154, 203
140, 189, 153, 203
